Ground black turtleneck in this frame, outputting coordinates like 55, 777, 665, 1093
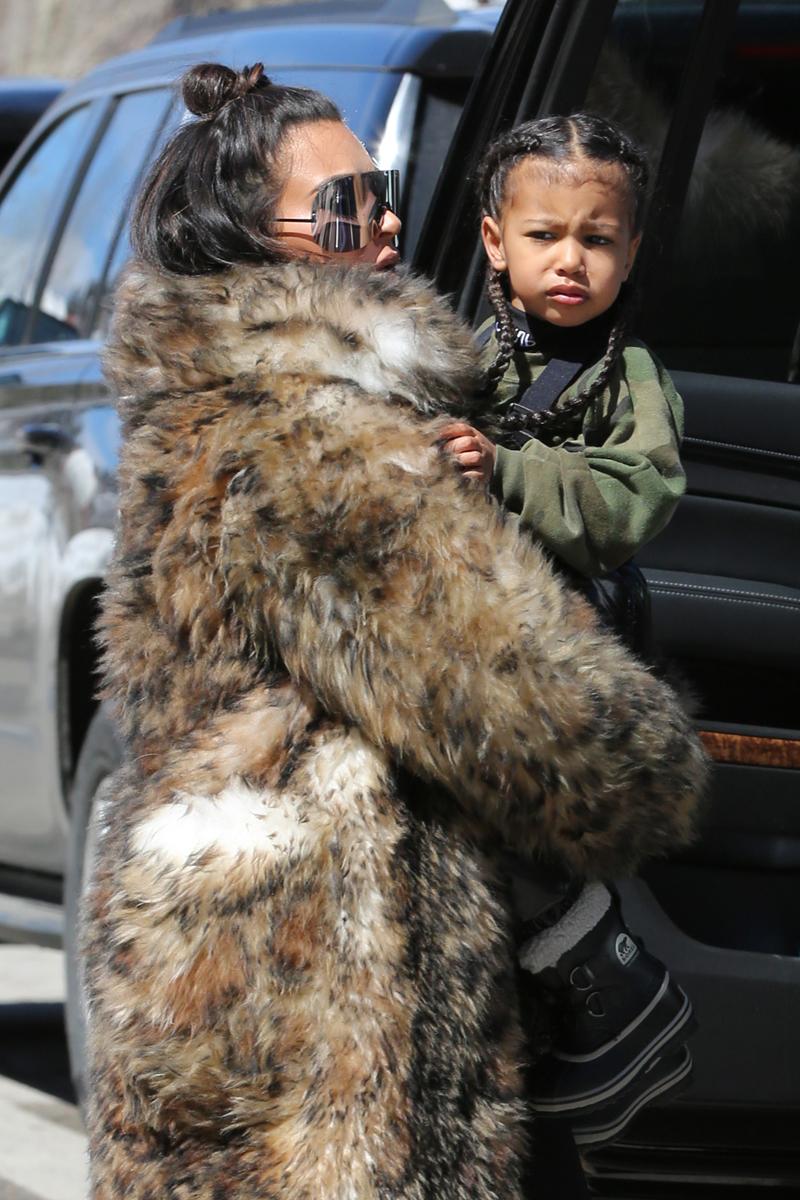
507, 304, 616, 366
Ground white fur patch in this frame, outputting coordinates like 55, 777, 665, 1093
367, 316, 417, 371
307, 732, 386, 806
307, 735, 394, 962
383, 448, 432, 475
132, 778, 313, 867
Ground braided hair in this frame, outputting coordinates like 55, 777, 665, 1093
477, 113, 649, 441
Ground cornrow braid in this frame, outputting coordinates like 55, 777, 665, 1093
477, 113, 649, 230
479, 128, 547, 226
483, 268, 517, 394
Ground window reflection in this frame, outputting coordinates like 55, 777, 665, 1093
93, 99, 183, 340
589, 1, 800, 381
660, 8, 800, 381
0, 106, 92, 348
34, 89, 169, 345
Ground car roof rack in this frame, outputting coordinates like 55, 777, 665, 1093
152, 0, 465, 44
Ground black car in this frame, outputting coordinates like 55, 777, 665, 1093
0, 1, 798, 1194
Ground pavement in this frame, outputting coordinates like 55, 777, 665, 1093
0, 946, 86, 1200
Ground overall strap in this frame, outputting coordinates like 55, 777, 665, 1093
473, 317, 497, 352
514, 357, 586, 417
502, 357, 587, 449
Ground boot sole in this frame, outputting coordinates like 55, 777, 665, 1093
529, 976, 695, 1115
572, 1044, 694, 1147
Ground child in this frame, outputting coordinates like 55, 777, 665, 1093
440, 113, 696, 1147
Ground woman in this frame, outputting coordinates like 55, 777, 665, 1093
84, 62, 706, 1199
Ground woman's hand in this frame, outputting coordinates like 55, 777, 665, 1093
438, 421, 497, 485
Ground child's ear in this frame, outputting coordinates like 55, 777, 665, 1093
481, 215, 508, 273
624, 232, 642, 278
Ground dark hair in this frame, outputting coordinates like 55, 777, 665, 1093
131, 62, 341, 274
478, 112, 649, 437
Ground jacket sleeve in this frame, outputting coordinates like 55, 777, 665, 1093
216, 383, 706, 879
491, 346, 686, 577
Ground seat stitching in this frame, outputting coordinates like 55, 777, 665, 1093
683, 435, 800, 464
650, 587, 800, 614
647, 579, 800, 606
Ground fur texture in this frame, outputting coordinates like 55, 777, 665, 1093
85, 259, 708, 1199
587, 42, 800, 260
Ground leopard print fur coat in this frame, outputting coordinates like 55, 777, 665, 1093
83, 258, 707, 1200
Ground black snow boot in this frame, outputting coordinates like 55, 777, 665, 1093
522, 886, 696, 1119
571, 1044, 693, 1147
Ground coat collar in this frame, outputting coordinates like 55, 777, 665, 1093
105, 258, 484, 428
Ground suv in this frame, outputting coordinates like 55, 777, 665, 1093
0, 0, 799, 1193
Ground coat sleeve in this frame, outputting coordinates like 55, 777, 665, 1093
216, 383, 707, 878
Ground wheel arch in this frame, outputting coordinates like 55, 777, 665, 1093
57, 575, 106, 809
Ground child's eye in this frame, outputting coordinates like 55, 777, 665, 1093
586, 235, 613, 246
527, 230, 556, 241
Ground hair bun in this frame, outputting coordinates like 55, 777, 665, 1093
182, 62, 271, 119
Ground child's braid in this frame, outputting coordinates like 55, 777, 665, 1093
537, 305, 628, 438
483, 268, 517, 394
478, 125, 547, 398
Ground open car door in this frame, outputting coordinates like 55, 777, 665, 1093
414, 1, 800, 1193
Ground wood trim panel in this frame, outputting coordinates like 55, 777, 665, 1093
699, 730, 800, 769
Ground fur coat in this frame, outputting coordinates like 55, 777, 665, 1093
84, 258, 707, 1200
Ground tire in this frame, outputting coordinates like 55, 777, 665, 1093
63, 704, 125, 1109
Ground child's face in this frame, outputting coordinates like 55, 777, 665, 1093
481, 161, 641, 326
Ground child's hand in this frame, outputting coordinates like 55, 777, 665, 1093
438, 422, 497, 485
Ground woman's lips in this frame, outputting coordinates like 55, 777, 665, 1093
376, 248, 400, 270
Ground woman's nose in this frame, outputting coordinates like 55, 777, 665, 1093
381, 206, 402, 239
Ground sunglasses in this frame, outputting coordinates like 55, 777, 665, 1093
276, 169, 399, 253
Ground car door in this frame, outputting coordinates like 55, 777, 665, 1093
413, 0, 800, 1192
0, 87, 172, 875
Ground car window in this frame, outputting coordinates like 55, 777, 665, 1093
92, 217, 136, 343
397, 77, 471, 260
0, 105, 93, 348
92, 99, 183, 341
643, 1, 800, 382
586, 0, 800, 383
592, 0, 707, 161
31, 89, 171, 345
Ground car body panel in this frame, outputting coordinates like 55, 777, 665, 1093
0, 358, 123, 871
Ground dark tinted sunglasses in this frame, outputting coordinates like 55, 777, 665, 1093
276, 169, 399, 253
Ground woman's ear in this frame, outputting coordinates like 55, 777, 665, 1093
481, 215, 508, 273
624, 232, 642, 279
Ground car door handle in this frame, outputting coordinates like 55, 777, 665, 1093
21, 423, 75, 455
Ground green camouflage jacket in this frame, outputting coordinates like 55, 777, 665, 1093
477, 314, 686, 577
